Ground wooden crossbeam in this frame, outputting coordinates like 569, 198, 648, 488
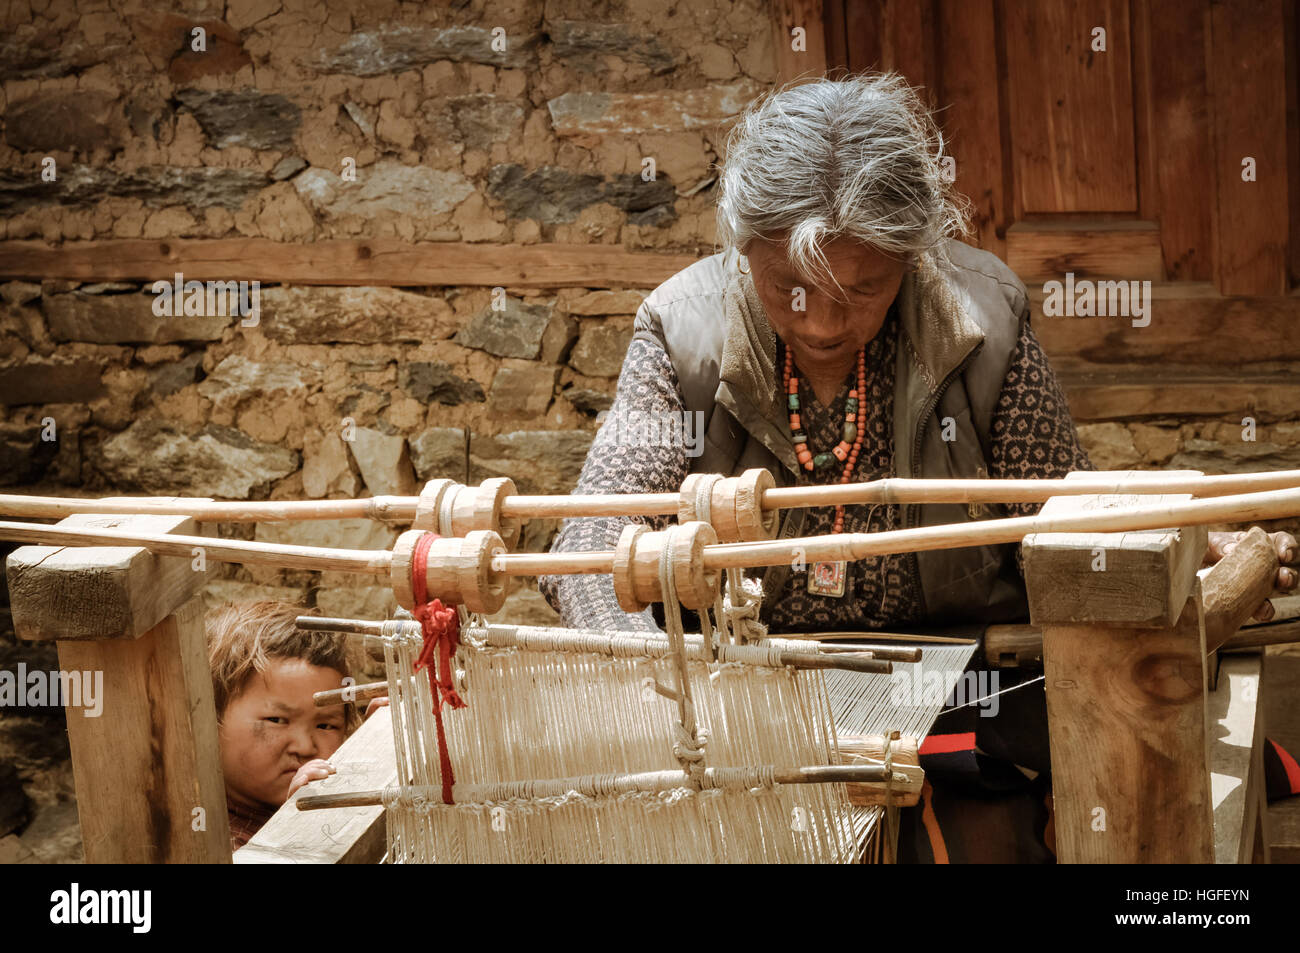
0, 239, 699, 288
1006, 220, 1164, 280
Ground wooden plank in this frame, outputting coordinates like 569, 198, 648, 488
882, 0, 937, 98
823, 0, 850, 73
7, 512, 208, 642
1022, 472, 1207, 628
58, 594, 231, 863
844, 0, 884, 72
1055, 369, 1300, 421
1207, 0, 1290, 295
1145, 0, 1215, 280
1128, 0, 1157, 221
1031, 284, 1300, 369
0, 239, 702, 289
1209, 651, 1264, 863
935, 0, 1007, 258
1003, 0, 1138, 213
1041, 586, 1214, 862
770, 0, 828, 83
236, 706, 395, 864
1288, 0, 1300, 289
1006, 220, 1162, 280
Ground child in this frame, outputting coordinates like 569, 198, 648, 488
206, 600, 361, 852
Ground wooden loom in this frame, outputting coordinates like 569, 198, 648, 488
2, 467, 1297, 863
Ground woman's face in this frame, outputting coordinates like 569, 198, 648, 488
745, 236, 906, 378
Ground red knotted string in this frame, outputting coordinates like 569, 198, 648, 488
410, 531, 465, 804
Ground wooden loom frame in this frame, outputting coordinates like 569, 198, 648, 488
1, 469, 1286, 864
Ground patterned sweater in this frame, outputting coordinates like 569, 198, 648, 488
540, 306, 1094, 633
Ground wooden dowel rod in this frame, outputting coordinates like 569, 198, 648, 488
296, 763, 892, 810
986, 615, 1300, 669
314, 682, 388, 707
1221, 619, 1300, 650
812, 644, 923, 662
0, 520, 390, 573
700, 484, 1300, 571
0, 493, 410, 522
298, 790, 390, 810
498, 493, 675, 518
6, 484, 1300, 583
5, 469, 1299, 526
297, 617, 387, 635
779, 653, 891, 674
306, 616, 898, 673
760, 470, 1300, 507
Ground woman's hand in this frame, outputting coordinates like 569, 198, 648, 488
287, 758, 336, 798
364, 696, 390, 718
1204, 529, 1298, 621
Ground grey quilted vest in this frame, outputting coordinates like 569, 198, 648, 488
630, 239, 1032, 626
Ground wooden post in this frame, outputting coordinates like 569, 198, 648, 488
5, 512, 229, 863
1022, 470, 1213, 863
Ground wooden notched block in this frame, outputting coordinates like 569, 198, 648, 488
1022, 470, 1207, 628
1042, 585, 1214, 863
7, 512, 209, 642
3, 512, 229, 862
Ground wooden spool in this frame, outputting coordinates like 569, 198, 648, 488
390, 529, 507, 614
411, 478, 521, 549
677, 468, 779, 542
612, 520, 721, 612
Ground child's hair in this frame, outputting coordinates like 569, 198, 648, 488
206, 601, 356, 728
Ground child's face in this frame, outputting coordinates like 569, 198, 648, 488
218, 658, 348, 811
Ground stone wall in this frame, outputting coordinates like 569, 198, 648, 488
0, 0, 781, 635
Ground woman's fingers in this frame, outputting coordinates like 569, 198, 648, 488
1271, 531, 1298, 565
1250, 599, 1277, 623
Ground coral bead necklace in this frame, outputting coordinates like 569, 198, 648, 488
782, 344, 867, 531
783, 343, 866, 597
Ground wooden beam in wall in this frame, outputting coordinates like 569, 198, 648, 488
0, 239, 701, 288
770, 0, 828, 83
1031, 283, 1300, 368
1056, 368, 1300, 421
1207, 0, 1290, 295
1006, 220, 1163, 280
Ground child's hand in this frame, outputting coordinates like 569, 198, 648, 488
287, 758, 336, 798
364, 696, 390, 718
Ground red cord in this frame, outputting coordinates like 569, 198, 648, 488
410, 531, 464, 804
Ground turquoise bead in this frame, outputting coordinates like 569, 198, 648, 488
813, 452, 834, 469
787, 394, 800, 410
845, 398, 858, 413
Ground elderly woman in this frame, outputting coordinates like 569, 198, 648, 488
539, 74, 1295, 862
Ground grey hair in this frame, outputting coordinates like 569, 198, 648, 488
716, 72, 970, 296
